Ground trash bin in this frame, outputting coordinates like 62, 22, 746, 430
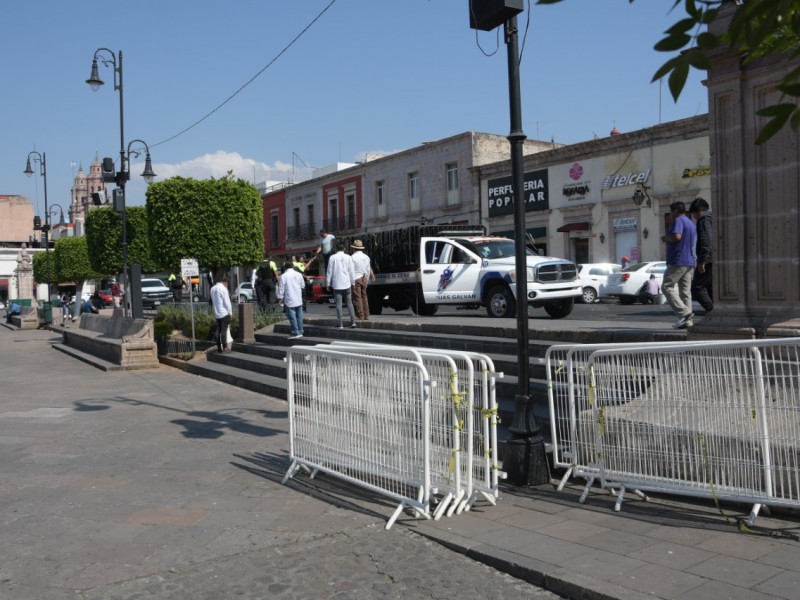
41, 301, 53, 325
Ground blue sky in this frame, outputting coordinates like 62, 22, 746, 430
3, 0, 708, 215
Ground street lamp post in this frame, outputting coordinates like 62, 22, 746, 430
86, 49, 156, 318
24, 150, 51, 307
86, 48, 130, 316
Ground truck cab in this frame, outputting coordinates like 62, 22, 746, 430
419, 235, 581, 318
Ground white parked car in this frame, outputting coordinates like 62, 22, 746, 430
604, 261, 667, 304
233, 282, 256, 303
576, 263, 621, 303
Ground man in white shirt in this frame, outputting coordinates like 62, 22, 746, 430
316, 229, 335, 273
210, 277, 232, 353
277, 261, 306, 339
326, 240, 356, 328
350, 239, 375, 321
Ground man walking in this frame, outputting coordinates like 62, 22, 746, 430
326, 240, 356, 329
690, 197, 713, 314
350, 239, 375, 320
210, 277, 232, 353
661, 201, 697, 329
257, 256, 280, 308
277, 261, 306, 339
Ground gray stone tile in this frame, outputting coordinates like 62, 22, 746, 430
565, 548, 647, 581
626, 541, 715, 570
696, 530, 789, 560
535, 518, 611, 542
609, 563, 708, 598
753, 570, 800, 600
495, 508, 567, 532
758, 545, 800, 571
686, 554, 784, 588
579, 529, 656, 554
675, 579, 780, 600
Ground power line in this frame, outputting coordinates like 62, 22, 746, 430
151, 0, 337, 149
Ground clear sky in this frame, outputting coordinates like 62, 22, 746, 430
3, 0, 708, 216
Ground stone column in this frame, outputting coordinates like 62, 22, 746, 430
237, 302, 256, 344
14, 245, 35, 302
693, 3, 800, 339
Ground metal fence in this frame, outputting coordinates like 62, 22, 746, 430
569, 338, 800, 525
329, 342, 505, 513
545, 342, 690, 490
283, 346, 433, 529
283, 343, 505, 529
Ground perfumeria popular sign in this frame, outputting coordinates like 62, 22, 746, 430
487, 169, 549, 217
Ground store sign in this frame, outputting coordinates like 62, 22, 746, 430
613, 217, 638, 232
487, 169, 549, 217
602, 168, 651, 189
682, 166, 711, 178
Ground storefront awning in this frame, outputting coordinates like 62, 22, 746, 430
556, 222, 590, 233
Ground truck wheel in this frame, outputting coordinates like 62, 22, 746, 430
367, 292, 383, 315
544, 298, 574, 319
486, 285, 515, 318
412, 301, 438, 316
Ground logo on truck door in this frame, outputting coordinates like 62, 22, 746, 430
438, 266, 454, 291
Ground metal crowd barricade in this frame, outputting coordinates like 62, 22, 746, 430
328, 342, 505, 515
583, 338, 800, 525
282, 346, 433, 529
545, 340, 713, 490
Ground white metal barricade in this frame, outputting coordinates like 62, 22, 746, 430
584, 338, 800, 525
327, 342, 504, 515
546, 340, 716, 490
282, 346, 433, 529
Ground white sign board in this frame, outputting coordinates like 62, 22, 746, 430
181, 258, 199, 277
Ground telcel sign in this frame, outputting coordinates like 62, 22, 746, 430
487, 169, 549, 217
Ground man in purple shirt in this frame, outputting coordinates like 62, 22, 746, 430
661, 201, 697, 329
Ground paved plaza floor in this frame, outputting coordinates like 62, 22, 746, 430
1, 324, 799, 599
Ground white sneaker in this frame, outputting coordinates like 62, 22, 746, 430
288, 334, 302, 340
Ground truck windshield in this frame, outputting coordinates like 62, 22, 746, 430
456, 239, 533, 259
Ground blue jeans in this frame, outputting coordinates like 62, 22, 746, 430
284, 304, 304, 335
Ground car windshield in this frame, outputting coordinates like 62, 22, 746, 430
141, 280, 163, 288
456, 239, 533, 259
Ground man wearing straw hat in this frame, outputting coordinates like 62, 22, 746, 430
351, 239, 375, 321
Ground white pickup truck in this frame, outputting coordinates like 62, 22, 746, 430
364, 228, 581, 318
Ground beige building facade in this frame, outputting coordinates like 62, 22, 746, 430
474, 116, 711, 263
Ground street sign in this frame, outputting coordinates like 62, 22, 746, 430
181, 258, 199, 277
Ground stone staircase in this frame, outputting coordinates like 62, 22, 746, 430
165, 314, 686, 450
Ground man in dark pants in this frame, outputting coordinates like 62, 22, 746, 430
690, 197, 713, 313
210, 277, 232, 353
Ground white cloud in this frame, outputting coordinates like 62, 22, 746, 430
139, 150, 312, 184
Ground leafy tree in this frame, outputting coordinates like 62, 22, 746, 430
54, 236, 100, 313
85, 206, 158, 276
537, 0, 800, 143
147, 175, 264, 277
32, 251, 54, 287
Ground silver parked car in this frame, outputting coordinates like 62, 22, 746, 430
233, 282, 256, 303
576, 262, 621, 303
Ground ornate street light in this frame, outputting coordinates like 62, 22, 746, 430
86, 48, 156, 317
24, 150, 52, 312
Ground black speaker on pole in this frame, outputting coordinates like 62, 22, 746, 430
468, 0, 524, 31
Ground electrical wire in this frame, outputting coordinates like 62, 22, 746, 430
150, 0, 337, 149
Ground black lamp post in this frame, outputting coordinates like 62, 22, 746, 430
469, 2, 548, 485
24, 150, 52, 306
47, 203, 66, 227
86, 49, 156, 317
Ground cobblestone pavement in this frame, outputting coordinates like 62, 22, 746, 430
67, 527, 560, 600
0, 327, 559, 600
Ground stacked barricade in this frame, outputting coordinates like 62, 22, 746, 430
283, 344, 504, 529
329, 342, 505, 512
547, 338, 800, 525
